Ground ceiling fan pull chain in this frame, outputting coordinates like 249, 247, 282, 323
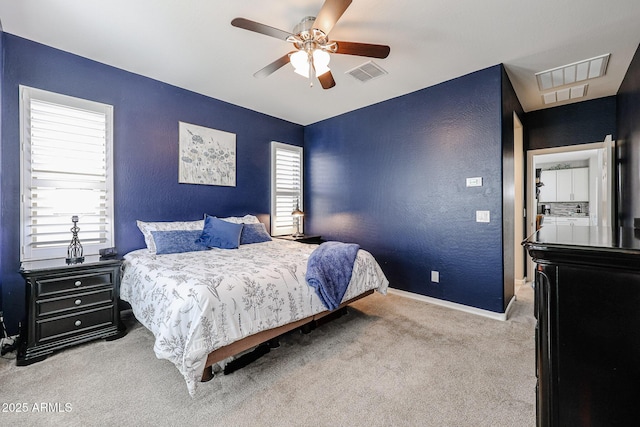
309, 50, 316, 87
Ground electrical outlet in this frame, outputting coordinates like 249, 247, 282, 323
431, 271, 440, 283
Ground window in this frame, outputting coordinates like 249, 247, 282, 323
20, 86, 114, 261
270, 142, 303, 236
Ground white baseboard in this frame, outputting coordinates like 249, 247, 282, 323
387, 288, 515, 321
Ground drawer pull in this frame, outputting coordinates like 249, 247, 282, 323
74, 320, 82, 327
74, 280, 82, 287
75, 299, 82, 306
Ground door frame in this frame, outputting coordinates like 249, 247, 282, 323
525, 137, 614, 281
513, 113, 525, 294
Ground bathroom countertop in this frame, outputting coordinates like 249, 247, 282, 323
544, 214, 590, 218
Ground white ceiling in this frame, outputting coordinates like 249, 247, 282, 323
1, 0, 640, 125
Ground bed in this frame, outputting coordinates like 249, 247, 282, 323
119, 219, 388, 396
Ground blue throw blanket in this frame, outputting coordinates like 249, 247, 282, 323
305, 241, 360, 310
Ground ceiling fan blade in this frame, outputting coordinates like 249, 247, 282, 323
318, 71, 336, 89
333, 41, 390, 58
313, 0, 352, 35
231, 17, 293, 41
253, 53, 293, 79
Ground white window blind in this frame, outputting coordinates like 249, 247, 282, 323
271, 142, 303, 236
20, 86, 114, 261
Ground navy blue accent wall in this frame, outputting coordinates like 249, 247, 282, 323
304, 66, 506, 313
526, 96, 616, 150
0, 33, 303, 334
617, 43, 640, 227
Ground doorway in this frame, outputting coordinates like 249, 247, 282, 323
525, 136, 615, 280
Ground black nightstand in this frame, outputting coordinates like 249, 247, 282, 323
276, 234, 324, 244
17, 256, 126, 366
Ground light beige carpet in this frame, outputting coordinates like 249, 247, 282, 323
0, 286, 536, 426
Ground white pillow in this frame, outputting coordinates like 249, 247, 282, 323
136, 219, 205, 253
216, 214, 260, 224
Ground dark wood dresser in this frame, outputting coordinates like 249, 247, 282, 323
523, 226, 640, 427
17, 257, 126, 365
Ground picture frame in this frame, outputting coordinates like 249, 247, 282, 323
178, 121, 236, 186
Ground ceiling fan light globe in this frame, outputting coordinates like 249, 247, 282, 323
294, 66, 310, 78
290, 51, 307, 69
315, 64, 330, 76
313, 49, 331, 75
290, 50, 309, 77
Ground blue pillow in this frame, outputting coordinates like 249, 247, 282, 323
197, 216, 243, 249
150, 230, 209, 255
240, 223, 272, 245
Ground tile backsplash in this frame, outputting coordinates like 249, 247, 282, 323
539, 202, 589, 216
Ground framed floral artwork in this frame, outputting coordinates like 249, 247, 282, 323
178, 122, 236, 186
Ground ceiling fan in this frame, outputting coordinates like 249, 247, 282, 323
231, 0, 390, 89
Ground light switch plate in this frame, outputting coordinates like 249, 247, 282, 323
431, 271, 439, 283
466, 177, 483, 187
476, 210, 490, 223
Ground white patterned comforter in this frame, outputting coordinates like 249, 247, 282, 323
120, 239, 388, 395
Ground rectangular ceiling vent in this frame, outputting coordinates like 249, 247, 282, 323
542, 84, 588, 105
345, 60, 388, 83
535, 53, 610, 91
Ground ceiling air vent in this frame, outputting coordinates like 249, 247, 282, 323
345, 60, 388, 83
535, 54, 610, 91
542, 84, 588, 105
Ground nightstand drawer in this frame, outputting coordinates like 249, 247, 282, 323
36, 289, 114, 317
36, 272, 113, 296
37, 305, 114, 342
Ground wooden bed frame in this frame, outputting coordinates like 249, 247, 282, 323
201, 289, 374, 381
